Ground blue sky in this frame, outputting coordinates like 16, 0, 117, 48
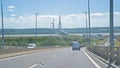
0, 0, 120, 29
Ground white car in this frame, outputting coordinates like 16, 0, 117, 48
27, 44, 36, 48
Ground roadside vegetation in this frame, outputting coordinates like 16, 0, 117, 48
92, 35, 120, 46
0, 35, 119, 49
115, 41, 120, 46
91, 38, 107, 46
115, 35, 120, 46
0, 35, 85, 48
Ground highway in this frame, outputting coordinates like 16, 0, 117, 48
0, 48, 107, 68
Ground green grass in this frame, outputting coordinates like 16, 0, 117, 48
89, 36, 109, 46
0, 35, 85, 47
115, 41, 120, 46
2, 35, 118, 47
92, 35, 120, 46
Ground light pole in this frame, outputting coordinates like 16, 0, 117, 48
35, 13, 39, 38
49, 19, 55, 46
108, 0, 114, 68
88, 0, 91, 46
52, 19, 55, 34
58, 15, 62, 35
84, 12, 88, 41
1, 0, 4, 49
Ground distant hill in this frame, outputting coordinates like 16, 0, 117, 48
64, 27, 120, 34
0, 27, 120, 35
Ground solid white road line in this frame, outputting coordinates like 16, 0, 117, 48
83, 48, 101, 68
29, 64, 38, 68
0, 54, 32, 62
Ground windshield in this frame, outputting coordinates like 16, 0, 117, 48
0, 0, 120, 68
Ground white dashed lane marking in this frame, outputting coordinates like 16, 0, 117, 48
29, 64, 38, 68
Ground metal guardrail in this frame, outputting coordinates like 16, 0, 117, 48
87, 46, 120, 66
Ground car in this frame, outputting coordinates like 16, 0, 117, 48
71, 41, 80, 50
27, 44, 36, 48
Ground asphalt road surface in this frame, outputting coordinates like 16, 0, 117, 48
0, 47, 106, 68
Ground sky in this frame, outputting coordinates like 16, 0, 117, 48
0, 0, 120, 29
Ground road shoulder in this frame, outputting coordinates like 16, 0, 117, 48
0, 48, 59, 59
83, 47, 109, 68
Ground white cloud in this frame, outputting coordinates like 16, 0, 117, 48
8, 6, 15, 9
18, 16, 24, 19
63, 4, 67, 6
11, 14, 16, 17
114, 12, 120, 15
8, 6, 15, 11
91, 13, 104, 16
3, 12, 120, 29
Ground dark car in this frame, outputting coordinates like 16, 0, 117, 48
71, 41, 80, 50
